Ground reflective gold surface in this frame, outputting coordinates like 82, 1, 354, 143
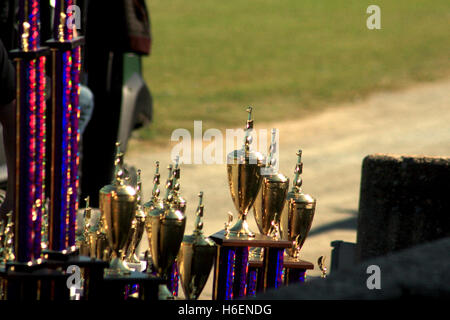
226, 107, 264, 238
146, 160, 187, 299
178, 192, 216, 300
99, 143, 137, 274
124, 170, 146, 266
280, 150, 316, 259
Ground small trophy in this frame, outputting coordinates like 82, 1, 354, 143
280, 150, 316, 259
178, 192, 216, 300
123, 170, 146, 270
99, 143, 137, 274
318, 256, 327, 279
226, 107, 264, 238
76, 197, 92, 256
251, 129, 289, 259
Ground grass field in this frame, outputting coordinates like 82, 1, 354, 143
138, 0, 450, 143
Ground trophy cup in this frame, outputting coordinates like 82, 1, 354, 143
123, 170, 146, 270
178, 192, 216, 300
280, 150, 316, 259
226, 107, 265, 238
251, 129, 289, 259
147, 168, 186, 299
99, 143, 137, 274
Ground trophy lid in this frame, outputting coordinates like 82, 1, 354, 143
262, 129, 288, 183
144, 161, 161, 212
287, 150, 316, 205
135, 169, 146, 218
182, 192, 214, 247
227, 107, 265, 165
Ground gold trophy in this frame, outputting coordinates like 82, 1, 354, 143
226, 107, 264, 238
280, 150, 316, 259
123, 170, 146, 269
76, 197, 92, 256
99, 143, 137, 274
178, 192, 216, 300
89, 216, 109, 261
143, 161, 162, 215
252, 129, 289, 258
172, 157, 187, 214
147, 163, 186, 299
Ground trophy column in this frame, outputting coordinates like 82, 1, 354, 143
211, 231, 291, 300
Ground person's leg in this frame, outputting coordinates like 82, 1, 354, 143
0, 100, 15, 219
80, 50, 123, 208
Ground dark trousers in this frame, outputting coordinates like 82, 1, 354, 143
80, 49, 123, 207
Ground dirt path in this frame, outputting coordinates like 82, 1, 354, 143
126, 78, 450, 298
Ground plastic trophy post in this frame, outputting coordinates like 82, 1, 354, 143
0, 0, 74, 300
45, 0, 84, 259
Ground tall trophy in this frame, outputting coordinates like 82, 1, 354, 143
178, 192, 216, 300
123, 170, 146, 269
251, 129, 289, 259
99, 143, 137, 274
147, 166, 186, 299
226, 107, 265, 237
280, 150, 316, 259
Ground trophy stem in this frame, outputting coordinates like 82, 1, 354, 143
227, 214, 255, 238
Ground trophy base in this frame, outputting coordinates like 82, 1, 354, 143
124, 261, 143, 272
105, 256, 131, 275
227, 218, 255, 238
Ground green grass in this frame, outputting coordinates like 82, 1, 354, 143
138, 0, 450, 143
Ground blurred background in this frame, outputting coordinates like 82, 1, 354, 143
135, 0, 449, 142
123, 0, 450, 298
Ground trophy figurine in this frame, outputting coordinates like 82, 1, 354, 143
123, 170, 146, 269
251, 128, 289, 259
280, 150, 316, 259
147, 169, 186, 299
178, 192, 216, 300
99, 143, 137, 274
76, 197, 92, 256
172, 156, 187, 214
226, 107, 264, 238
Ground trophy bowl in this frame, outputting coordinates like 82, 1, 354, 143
253, 173, 289, 236
178, 235, 216, 300
178, 192, 216, 300
148, 203, 186, 299
101, 183, 137, 274
280, 191, 316, 258
226, 149, 264, 238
